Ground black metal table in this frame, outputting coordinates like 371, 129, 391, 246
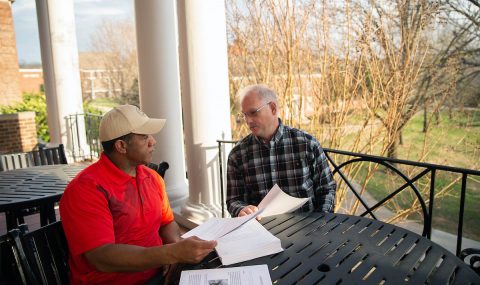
0, 164, 86, 230
189, 212, 480, 285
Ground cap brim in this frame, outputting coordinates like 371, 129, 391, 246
132, 118, 166, 135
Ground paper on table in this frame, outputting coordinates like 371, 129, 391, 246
182, 184, 307, 240
179, 264, 272, 285
215, 219, 283, 266
257, 184, 309, 217
181, 209, 264, 240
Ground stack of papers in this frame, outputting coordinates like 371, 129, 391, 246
182, 184, 308, 265
214, 219, 281, 266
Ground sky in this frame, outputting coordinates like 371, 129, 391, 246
12, 0, 134, 65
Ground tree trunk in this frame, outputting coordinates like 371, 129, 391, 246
387, 139, 397, 159
423, 103, 428, 133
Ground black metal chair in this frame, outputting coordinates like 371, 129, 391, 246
8, 222, 68, 285
147, 161, 169, 179
0, 152, 33, 171
1, 144, 68, 228
0, 231, 26, 285
461, 248, 480, 275
0, 144, 68, 172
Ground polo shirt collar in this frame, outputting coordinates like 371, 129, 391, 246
98, 152, 144, 184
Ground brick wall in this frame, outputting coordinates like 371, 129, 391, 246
0, 0, 22, 106
0, 112, 38, 154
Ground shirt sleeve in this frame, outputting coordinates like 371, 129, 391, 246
59, 177, 115, 257
226, 146, 248, 217
311, 141, 337, 212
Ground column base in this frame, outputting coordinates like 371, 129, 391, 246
166, 184, 189, 209
175, 202, 223, 229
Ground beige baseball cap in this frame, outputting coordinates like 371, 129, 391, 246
99, 105, 166, 142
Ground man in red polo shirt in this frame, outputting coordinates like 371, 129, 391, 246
60, 105, 216, 285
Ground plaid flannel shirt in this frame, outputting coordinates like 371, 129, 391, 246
226, 120, 336, 217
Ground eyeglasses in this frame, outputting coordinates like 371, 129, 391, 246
237, 101, 271, 120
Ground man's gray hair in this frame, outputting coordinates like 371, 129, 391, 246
238, 84, 278, 105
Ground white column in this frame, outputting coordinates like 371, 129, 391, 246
134, 0, 189, 209
177, 0, 232, 224
35, 0, 88, 159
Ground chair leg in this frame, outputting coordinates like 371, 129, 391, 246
17, 213, 25, 225
39, 204, 56, 226
5, 211, 19, 231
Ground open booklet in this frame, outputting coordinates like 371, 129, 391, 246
179, 264, 272, 285
181, 184, 308, 265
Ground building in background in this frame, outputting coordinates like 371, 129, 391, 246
79, 52, 122, 100
18, 68, 43, 93
15, 53, 124, 101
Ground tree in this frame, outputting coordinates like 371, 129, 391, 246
225, 0, 469, 223
89, 19, 139, 105
438, 0, 480, 107
353, 0, 443, 159
227, 0, 444, 159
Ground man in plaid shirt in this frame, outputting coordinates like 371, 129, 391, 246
226, 85, 337, 217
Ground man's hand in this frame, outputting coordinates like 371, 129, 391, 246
238, 205, 262, 220
169, 236, 217, 264
84, 237, 217, 272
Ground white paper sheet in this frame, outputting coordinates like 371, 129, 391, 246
181, 209, 264, 240
179, 264, 272, 285
257, 184, 309, 217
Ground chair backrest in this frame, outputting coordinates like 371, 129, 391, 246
147, 161, 169, 179
0, 152, 34, 172
9, 222, 69, 285
32, 144, 68, 166
0, 233, 26, 285
0, 144, 67, 172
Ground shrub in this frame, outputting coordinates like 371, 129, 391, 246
0, 93, 50, 142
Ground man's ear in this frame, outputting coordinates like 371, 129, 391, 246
270, 102, 277, 115
114, 139, 128, 154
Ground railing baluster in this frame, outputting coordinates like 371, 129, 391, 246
218, 141, 225, 218
427, 169, 435, 239
65, 113, 103, 161
457, 173, 468, 257
75, 113, 81, 160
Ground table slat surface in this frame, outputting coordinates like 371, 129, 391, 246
193, 212, 480, 285
0, 165, 85, 211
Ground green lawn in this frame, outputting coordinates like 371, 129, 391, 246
345, 109, 480, 240
401, 109, 480, 168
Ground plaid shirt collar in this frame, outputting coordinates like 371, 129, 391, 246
253, 118, 285, 145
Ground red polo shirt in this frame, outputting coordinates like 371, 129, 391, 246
60, 153, 174, 285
